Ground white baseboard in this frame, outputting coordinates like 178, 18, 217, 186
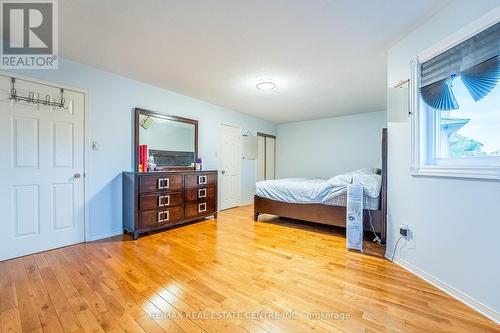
385, 251, 499, 324
88, 229, 123, 242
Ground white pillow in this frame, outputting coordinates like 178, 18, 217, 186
351, 168, 378, 175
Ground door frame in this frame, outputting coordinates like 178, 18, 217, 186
257, 132, 276, 180
0, 71, 90, 242
219, 123, 242, 210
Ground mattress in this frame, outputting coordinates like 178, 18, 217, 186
255, 168, 381, 210
323, 192, 380, 210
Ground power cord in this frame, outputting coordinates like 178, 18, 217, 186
367, 209, 384, 246
391, 235, 404, 261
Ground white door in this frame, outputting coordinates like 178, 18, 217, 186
0, 76, 85, 261
219, 124, 241, 210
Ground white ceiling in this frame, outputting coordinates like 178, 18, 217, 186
60, 0, 449, 123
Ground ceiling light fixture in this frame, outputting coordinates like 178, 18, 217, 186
256, 81, 277, 90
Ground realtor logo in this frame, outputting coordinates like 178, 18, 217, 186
1, 0, 58, 69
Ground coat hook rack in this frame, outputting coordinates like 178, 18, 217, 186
8, 77, 69, 109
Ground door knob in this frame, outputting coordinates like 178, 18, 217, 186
74, 173, 81, 179
221, 170, 226, 175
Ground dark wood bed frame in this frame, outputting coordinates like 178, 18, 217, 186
254, 128, 388, 244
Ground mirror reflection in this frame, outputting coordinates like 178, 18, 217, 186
139, 113, 196, 168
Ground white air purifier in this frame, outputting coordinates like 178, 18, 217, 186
346, 184, 364, 251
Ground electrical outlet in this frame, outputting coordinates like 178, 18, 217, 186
399, 224, 409, 237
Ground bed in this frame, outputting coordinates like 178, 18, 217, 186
253, 128, 387, 244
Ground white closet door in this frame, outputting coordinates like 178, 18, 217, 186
265, 137, 276, 180
219, 124, 241, 210
257, 136, 266, 181
0, 76, 85, 261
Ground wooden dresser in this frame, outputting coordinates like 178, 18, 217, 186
123, 170, 217, 239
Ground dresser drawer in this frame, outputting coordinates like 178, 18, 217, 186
185, 186, 216, 201
124, 170, 218, 239
185, 200, 216, 218
140, 205, 184, 228
139, 175, 183, 193
140, 192, 184, 211
185, 173, 217, 188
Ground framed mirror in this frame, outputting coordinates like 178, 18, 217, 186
134, 108, 198, 171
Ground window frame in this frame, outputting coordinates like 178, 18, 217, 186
410, 8, 500, 180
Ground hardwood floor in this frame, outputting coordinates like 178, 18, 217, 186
1, 205, 498, 333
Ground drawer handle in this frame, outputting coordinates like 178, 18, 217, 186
158, 178, 170, 189
198, 188, 207, 198
198, 175, 207, 185
157, 210, 170, 222
158, 195, 170, 207
198, 202, 207, 213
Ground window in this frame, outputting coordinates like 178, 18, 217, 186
410, 12, 500, 180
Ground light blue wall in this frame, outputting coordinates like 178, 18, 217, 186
276, 111, 387, 178
7, 59, 276, 240
387, 1, 500, 320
